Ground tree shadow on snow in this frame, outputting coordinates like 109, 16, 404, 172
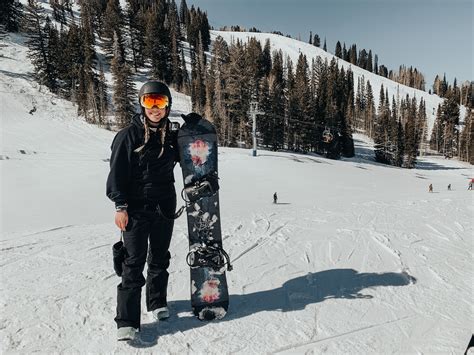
414, 160, 466, 171
131, 268, 416, 348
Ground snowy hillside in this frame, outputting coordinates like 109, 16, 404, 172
212, 30, 467, 136
1, 30, 474, 355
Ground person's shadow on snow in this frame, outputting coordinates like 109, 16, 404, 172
131, 268, 416, 347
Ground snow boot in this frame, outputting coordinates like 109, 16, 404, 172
152, 306, 170, 321
117, 326, 138, 341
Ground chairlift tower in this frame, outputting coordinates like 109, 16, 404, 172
248, 101, 264, 157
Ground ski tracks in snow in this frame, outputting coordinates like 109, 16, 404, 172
223, 195, 471, 353
0, 224, 120, 352
230, 214, 291, 266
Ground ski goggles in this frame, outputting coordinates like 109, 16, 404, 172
140, 94, 169, 109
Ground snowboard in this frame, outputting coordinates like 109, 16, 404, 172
177, 113, 230, 320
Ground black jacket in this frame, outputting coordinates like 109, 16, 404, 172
106, 114, 179, 209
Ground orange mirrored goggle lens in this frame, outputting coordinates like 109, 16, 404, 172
140, 94, 169, 109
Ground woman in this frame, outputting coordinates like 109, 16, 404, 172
106, 80, 179, 341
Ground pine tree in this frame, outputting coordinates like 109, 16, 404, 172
50, 0, 67, 25
358, 49, 367, 70
262, 39, 272, 77
186, 6, 210, 51
169, 0, 184, 89
199, 10, 211, 51
179, 0, 189, 29
45, 17, 60, 92
404, 96, 418, 168
349, 44, 357, 65
76, 0, 99, 122
111, 32, 136, 128
206, 36, 230, 146
390, 96, 403, 166
430, 104, 443, 151
102, 0, 124, 60
374, 84, 388, 163
441, 73, 448, 97
286, 57, 297, 150
190, 32, 207, 114
55, 24, 70, 96
365, 80, 375, 137
312, 58, 327, 152
62, 0, 74, 18
323, 38, 327, 51
458, 107, 473, 163
294, 53, 312, 150
342, 43, 348, 61
335, 41, 342, 58
395, 119, 405, 167
78, 0, 96, 47
433, 75, 440, 95
145, 3, 170, 82
341, 68, 355, 157
180, 48, 190, 94
1, 0, 23, 32
187, 5, 198, 47
313, 34, 320, 47
258, 76, 272, 149
97, 62, 109, 127
24, 1, 58, 93
268, 49, 285, 151
88, 0, 108, 35
61, 23, 83, 101
224, 40, 251, 146
354, 77, 365, 131
440, 92, 460, 157
325, 58, 343, 158
207, 36, 229, 143
126, 0, 146, 71
417, 98, 428, 156
367, 50, 373, 72
246, 37, 266, 98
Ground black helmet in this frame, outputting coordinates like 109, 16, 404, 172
138, 80, 172, 108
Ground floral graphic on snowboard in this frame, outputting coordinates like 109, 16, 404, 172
189, 139, 210, 166
199, 278, 221, 303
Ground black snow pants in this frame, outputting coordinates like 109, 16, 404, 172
114, 194, 176, 329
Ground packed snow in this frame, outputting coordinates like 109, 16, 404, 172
1, 31, 473, 354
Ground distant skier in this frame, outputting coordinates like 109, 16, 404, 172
429, 184, 433, 193
447, 184, 451, 191
273, 192, 278, 204
468, 181, 473, 190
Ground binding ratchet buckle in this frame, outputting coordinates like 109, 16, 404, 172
182, 172, 219, 203
186, 244, 233, 271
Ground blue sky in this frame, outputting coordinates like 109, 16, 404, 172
186, 0, 473, 89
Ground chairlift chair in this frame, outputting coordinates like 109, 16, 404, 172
322, 127, 334, 143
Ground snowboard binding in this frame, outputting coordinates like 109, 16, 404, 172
186, 244, 233, 272
182, 172, 219, 203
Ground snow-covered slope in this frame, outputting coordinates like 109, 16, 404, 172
212, 30, 467, 136
1, 32, 473, 354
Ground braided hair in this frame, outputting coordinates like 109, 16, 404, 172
143, 116, 167, 159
